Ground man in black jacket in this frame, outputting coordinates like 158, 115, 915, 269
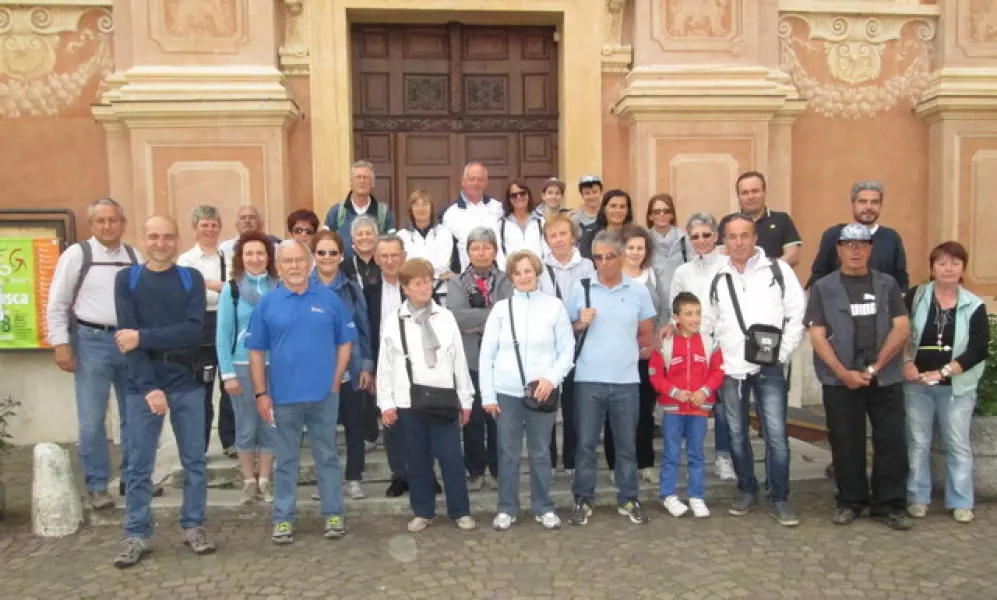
807, 181, 909, 290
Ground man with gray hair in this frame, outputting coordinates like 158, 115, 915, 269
807, 180, 909, 291
178, 205, 235, 456
446, 226, 513, 490
219, 206, 281, 257
247, 239, 357, 544
565, 230, 656, 526
323, 160, 396, 258
441, 162, 504, 272
47, 197, 152, 509
343, 215, 382, 289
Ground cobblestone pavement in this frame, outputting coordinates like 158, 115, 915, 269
3, 481, 997, 600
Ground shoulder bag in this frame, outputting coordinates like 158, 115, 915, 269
397, 313, 460, 422
722, 274, 783, 366
508, 298, 559, 413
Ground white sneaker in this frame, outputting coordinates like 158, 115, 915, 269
240, 480, 259, 505
953, 508, 974, 524
492, 513, 516, 531
536, 512, 561, 530
455, 516, 476, 531
689, 498, 710, 518
663, 495, 689, 517
639, 468, 659, 484
408, 517, 432, 533
346, 480, 364, 500
715, 455, 736, 481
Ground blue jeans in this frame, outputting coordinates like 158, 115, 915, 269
721, 365, 791, 502
272, 392, 344, 523
496, 393, 556, 516
572, 382, 639, 505
73, 325, 130, 493
231, 365, 274, 454
905, 383, 976, 509
659, 414, 708, 499
399, 408, 470, 520
123, 386, 205, 539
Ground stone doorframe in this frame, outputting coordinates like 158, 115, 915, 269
308, 0, 603, 211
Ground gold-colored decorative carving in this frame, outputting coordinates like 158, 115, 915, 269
970, 0, 997, 43
150, 0, 248, 53
602, 0, 631, 73
666, 0, 732, 38
279, 0, 309, 75
0, 5, 113, 118
779, 14, 936, 119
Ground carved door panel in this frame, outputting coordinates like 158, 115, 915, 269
352, 23, 558, 227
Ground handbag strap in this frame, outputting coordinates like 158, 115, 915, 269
397, 313, 415, 384
723, 273, 750, 336
507, 299, 528, 387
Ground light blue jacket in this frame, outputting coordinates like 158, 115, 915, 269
311, 270, 374, 385
910, 281, 986, 396
216, 274, 276, 379
478, 289, 575, 406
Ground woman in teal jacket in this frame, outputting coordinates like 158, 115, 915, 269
216, 230, 280, 504
903, 241, 990, 525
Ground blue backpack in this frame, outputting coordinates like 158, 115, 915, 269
128, 264, 193, 293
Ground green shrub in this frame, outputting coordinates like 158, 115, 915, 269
976, 315, 997, 416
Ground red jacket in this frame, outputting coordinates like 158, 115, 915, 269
648, 333, 725, 418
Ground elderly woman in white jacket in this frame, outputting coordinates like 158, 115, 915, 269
377, 258, 477, 533
480, 250, 575, 531
667, 211, 735, 482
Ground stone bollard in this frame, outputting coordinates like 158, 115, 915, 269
31, 443, 83, 537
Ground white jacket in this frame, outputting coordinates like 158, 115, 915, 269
478, 290, 575, 406
376, 302, 475, 411
497, 214, 546, 259
669, 249, 725, 331
396, 225, 455, 279
702, 248, 806, 377
441, 196, 505, 271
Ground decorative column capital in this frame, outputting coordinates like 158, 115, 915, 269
916, 68, 997, 124
279, 0, 310, 76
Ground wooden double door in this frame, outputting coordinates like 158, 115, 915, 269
351, 23, 559, 227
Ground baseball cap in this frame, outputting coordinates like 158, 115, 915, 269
578, 175, 602, 186
839, 223, 872, 243
542, 177, 565, 193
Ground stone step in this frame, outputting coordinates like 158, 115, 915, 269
88, 439, 831, 527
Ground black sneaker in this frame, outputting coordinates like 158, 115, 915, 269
567, 500, 593, 526
385, 478, 408, 498
769, 501, 800, 527
618, 500, 649, 524
878, 511, 914, 531
831, 507, 857, 526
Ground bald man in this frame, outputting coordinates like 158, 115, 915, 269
112, 214, 216, 568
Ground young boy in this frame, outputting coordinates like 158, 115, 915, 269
570, 175, 603, 235
648, 292, 725, 518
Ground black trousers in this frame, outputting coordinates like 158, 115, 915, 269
362, 390, 380, 443
339, 382, 366, 481
604, 359, 656, 470
463, 370, 497, 477
550, 369, 577, 469
200, 345, 234, 451
823, 382, 908, 514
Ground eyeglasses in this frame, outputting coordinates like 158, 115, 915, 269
315, 249, 340, 257
689, 232, 714, 241
279, 257, 308, 265
650, 208, 672, 216
292, 227, 315, 235
838, 241, 871, 250
509, 191, 529, 199
591, 252, 620, 262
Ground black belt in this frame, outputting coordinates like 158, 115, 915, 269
76, 319, 115, 332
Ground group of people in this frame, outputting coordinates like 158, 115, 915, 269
45, 160, 989, 569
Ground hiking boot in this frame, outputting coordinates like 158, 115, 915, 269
953, 508, 974, 524
714, 454, 737, 481
728, 494, 757, 516
241, 480, 260, 505
408, 517, 432, 533
89, 490, 114, 511
346, 480, 365, 500
492, 513, 515, 531
455, 516, 476, 531
467, 475, 485, 491
831, 507, 857, 526
907, 503, 928, 519
878, 511, 914, 531
272, 521, 294, 544
769, 501, 800, 527
568, 500, 593, 526
618, 500, 649, 524
662, 495, 689, 518
324, 516, 347, 539
689, 498, 710, 518
536, 512, 561, 530
184, 527, 216, 555
112, 538, 147, 569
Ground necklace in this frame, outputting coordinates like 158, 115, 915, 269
933, 296, 953, 351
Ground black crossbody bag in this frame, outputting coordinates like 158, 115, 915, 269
723, 274, 783, 366
508, 299, 559, 413
397, 314, 460, 422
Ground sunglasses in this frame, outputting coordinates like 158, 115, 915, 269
292, 227, 316, 235
592, 252, 620, 262
315, 249, 340, 257
650, 208, 672, 216
689, 232, 714, 241
509, 190, 529, 199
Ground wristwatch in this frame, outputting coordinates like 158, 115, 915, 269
940, 364, 953, 379
865, 365, 878, 377
254, 390, 268, 399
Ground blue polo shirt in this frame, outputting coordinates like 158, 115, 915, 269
566, 276, 655, 384
245, 282, 357, 405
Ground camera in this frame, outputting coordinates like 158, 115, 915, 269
468, 290, 487, 309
